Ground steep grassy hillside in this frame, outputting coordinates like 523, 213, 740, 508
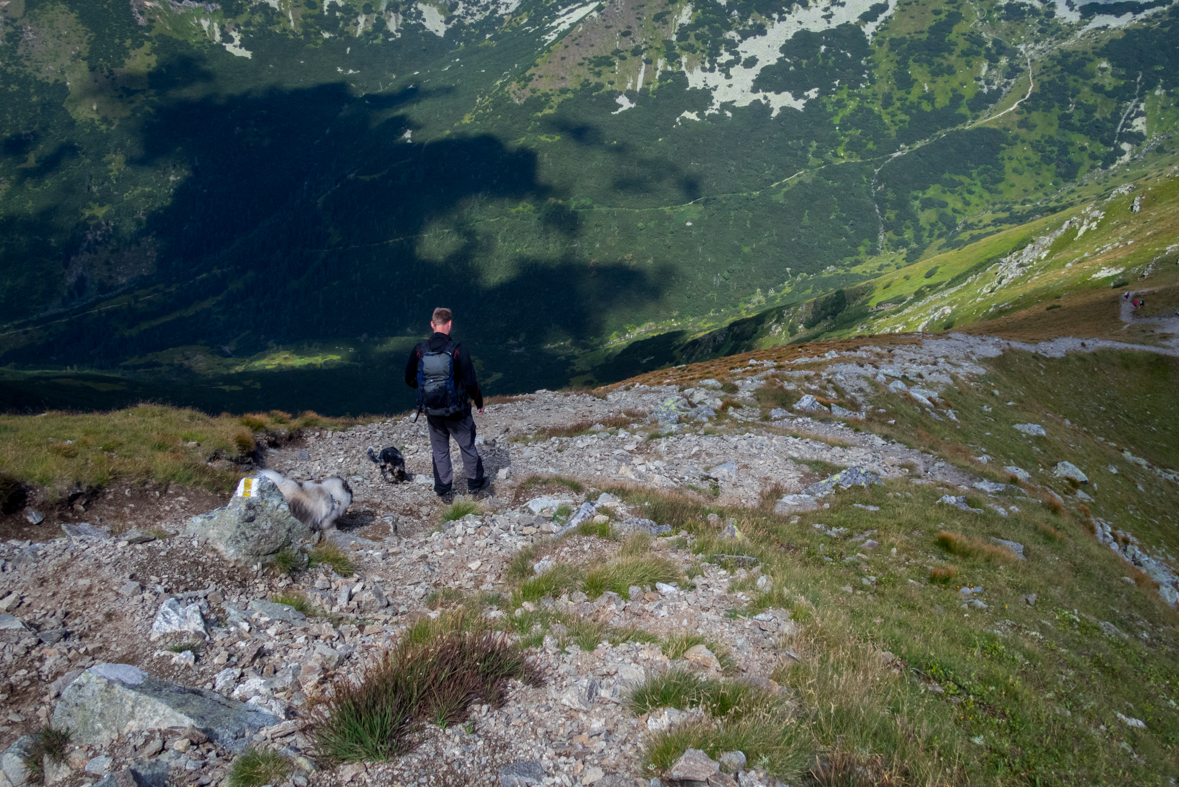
1, 0, 1178, 411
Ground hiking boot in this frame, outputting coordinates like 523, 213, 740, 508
468, 476, 491, 495
436, 486, 455, 504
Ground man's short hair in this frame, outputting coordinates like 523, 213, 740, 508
431, 307, 453, 325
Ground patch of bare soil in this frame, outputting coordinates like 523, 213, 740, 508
0, 482, 225, 543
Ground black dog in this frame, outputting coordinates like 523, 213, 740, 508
368, 446, 408, 483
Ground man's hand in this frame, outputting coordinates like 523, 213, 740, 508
477, 407, 485, 415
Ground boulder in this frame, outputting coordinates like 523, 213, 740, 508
1013, 423, 1047, 437
708, 462, 737, 479
1053, 461, 1088, 484
937, 495, 983, 513
184, 476, 312, 564
683, 644, 722, 672
246, 600, 307, 623
52, 664, 279, 748
669, 748, 736, 786
773, 494, 819, 515
61, 523, 110, 541
1004, 466, 1031, 482
648, 397, 685, 429
149, 598, 207, 641
794, 394, 828, 413
802, 466, 882, 498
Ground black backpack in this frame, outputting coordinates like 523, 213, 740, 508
416, 341, 467, 417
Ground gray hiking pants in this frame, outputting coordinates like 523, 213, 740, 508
426, 413, 484, 495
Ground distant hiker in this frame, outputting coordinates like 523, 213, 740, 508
1123, 292, 1131, 302
405, 307, 489, 500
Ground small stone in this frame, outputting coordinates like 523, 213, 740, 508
24, 509, 44, 526
582, 766, 605, 784
683, 644, 722, 672
709, 462, 738, 479
1013, 423, 1047, 437
1022, 593, 1037, 607
499, 760, 545, 787
718, 750, 747, 774
794, 394, 829, 413
0, 593, 19, 613
1116, 712, 1146, 729
85, 756, 112, 776
1003, 466, 1030, 482
669, 748, 720, 781
118, 581, 143, 598
991, 538, 1026, 560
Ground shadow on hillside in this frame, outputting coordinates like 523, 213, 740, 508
2, 52, 672, 404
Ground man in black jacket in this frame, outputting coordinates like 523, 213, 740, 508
404, 307, 489, 500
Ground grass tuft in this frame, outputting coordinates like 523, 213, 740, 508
271, 546, 303, 575
308, 542, 355, 577
440, 501, 480, 523
935, 531, 1019, 562
313, 616, 541, 763
928, 565, 958, 584
518, 564, 582, 602
583, 556, 680, 600
227, 749, 292, 787
272, 592, 316, 617
22, 725, 71, 783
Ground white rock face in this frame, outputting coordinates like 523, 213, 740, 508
1053, 461, 1088, 484
149, 598, 208, 641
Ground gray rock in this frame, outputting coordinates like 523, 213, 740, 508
184, 476, 312, 564
615, 518, 671, 536
669, 748, 720, 781
1053, 461, 1088, 484
768, 408, 790, 420
52, 664, 279, 747
0, 614, 28, 632
972, 480, 1007, 495
937, 495, 984, 513
648, 397, 684, 429
887, 379, 908, 392
1075, 489, 1093, 502
802, 466, 882, 498
719, 523, 743, 542
0, 735, 36, 787
773, 493, 819, 515
149, 598, 207, 641
120, 530, 157, 545
498, 760, 545, 787
23, 509, 44, 526
1022, 593, 1037, 606
794, 394, 828, 413
0, 593, 18, 613
708, 462, 737, 479
718, 750, 747, 774
1013, 423, 1047, 437
118, 581, 143, 598
91, 761, 169, 787
690, 406, 717, 422
61, 523, 111, 541
85, 756, 112, 776
991, 538, 1026, 560
247, 600, 307, 623
830, 404, 862, 420
698, 379, 723, 390
1004, 466, 1030, 482
38, 628, 67, 646
554, 501, 598, 537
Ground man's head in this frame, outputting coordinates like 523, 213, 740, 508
430, 307, 453, 334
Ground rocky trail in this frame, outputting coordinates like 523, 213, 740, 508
1, 333, 1176, 787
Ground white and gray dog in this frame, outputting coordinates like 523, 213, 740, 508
258, 469, 352, 531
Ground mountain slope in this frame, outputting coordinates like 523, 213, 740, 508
1, 0, 1178, 410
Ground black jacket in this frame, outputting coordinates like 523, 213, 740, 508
404, 332, 483, 412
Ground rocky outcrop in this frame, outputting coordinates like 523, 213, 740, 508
184, 476, 312, 564
52, 664, 279, 747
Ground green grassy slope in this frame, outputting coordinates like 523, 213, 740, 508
1, 0, 1178, 410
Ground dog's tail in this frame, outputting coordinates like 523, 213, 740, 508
367, 447, 380, 464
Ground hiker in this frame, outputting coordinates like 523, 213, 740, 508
404, 307, 489, 500
1124, 292, 1131, 302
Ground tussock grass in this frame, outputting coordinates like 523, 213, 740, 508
312, 615, 540, 762
504, 546, 538, 583
271, 547, 303, 575
22, 725, 71, 783
619, 531, 652, 557
0, 405, 354, 498
935, 530, 1019, 562
583, 556, 680, 600
631, 670, 805, 775
440, 501, 480, 523
308, 542, 354, 577
576, 520, 613, 539
928, 565, 958, 584
227, 749, 292, 787
662, 634, 737, 672
516, 475, 585, 497
272, 592, 316, 617
518, 564, 583, 602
